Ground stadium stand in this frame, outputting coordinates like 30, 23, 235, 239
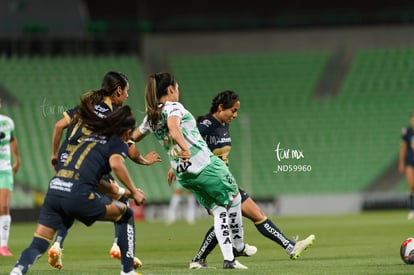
1, 46, 413, 207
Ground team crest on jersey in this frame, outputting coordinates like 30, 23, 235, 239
200, 119, 212, 127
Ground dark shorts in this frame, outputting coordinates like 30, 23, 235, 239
39, 191, 112, 229
238, 186, 250, 203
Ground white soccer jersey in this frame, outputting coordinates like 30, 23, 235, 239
0, 114, 15, 172
138, 101, 212, 175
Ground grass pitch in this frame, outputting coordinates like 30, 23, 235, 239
1, 209, 413, 275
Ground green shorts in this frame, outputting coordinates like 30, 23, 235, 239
0, 170, 14, 191
178, 156, 238, 209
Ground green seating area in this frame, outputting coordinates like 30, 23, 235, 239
1, 48, 413, 206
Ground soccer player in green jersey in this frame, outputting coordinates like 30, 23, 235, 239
133, 72, 256, 269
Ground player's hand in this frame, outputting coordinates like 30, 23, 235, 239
132, 189, 146, 205
143, 151, 161, 165
178, 148, 191, 162
167, 168, 176, 186
51, 156, 58, 171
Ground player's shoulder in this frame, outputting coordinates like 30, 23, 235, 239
0, 114, 15, 127
164, 101, 187, 116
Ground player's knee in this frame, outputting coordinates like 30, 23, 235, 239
116, 206, 133, 223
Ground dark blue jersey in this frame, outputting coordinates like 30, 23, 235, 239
197, 114, 232, 165
57, 99, 118, 169
402, 126, 414, 166
49, 134, 128, 197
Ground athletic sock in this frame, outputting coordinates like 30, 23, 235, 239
186, 194, 196, 224
409, 194, 414, 211
116, 207, 135, 273
191, 225, 218, 262
114, 196, 129, 246
255, 217, 294, 253
0, 215, 11, 247
228, 193, 244, 252
212, 205, 233, 261
54, 227, 68, 248
12, 236, 50, 274
167, 194, 181, 223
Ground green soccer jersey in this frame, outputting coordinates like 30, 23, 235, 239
138, 101, 212, 176
0, 114, 15, 172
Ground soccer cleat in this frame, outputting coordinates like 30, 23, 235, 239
290, 234, 315, 260
48, 242, 63, 270
0, 246, 12, 256
408, 211, 414, 220
223, 259, 248, 269
233, 243, 257, 257
110, 243, 122, 260
189, 258, 215, 269
10, 267, 23, 275
110, 242, 143, 268
120, 271, 142, 275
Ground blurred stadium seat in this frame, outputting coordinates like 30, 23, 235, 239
1, 46, 413, 207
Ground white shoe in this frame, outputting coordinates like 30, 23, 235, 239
233, 243, 257, 257
290, 234, 315, 260
110, 242, 142, 268
189, 259, 215, 269
10, 267, 23, 275
223, 259, 248, 269
408, 211, 414, 220
120, 271, 142, 275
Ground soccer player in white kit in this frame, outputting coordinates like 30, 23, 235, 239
0, 100, 20, 256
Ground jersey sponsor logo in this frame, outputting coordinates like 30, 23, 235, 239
200, 119, 212, 127
94, 105, 110, 116
208, 136, 231, 145
126, 223, 135, 258
49, 178, 74, 192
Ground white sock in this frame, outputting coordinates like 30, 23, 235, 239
212, 205, 233, 261
228, 193, 244, 252
167, 194, 181, 223
186, 195, 196, 224
0, 215, 11, 247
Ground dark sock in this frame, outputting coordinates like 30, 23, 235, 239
409, 194, 414, 210
114, 196, 130, 245
255, 218, 294, 249
13, 236, 50, 274
191, 226, 218, 262
117, 207, 135, 273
